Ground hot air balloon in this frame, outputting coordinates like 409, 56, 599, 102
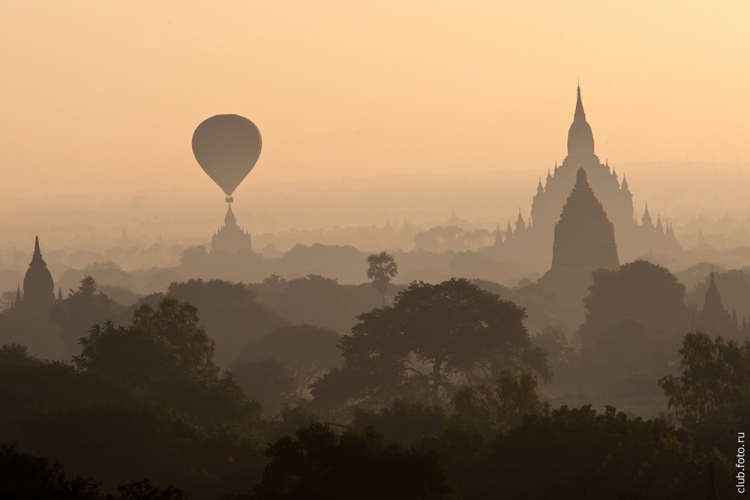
192, 114, 262, 203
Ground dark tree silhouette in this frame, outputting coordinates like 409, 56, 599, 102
233, 358, 297, 415
165, 279, 290, 367
75, 298, 218, 387
659, 331, 750, 424
580, 260, 690, 350
367, 252, 398, 306
74, 297, 258, 425
250, 274, 389, 335
0, 442, 100, 500
312, 279, 549, 411
350, 399, 447, 447
236, 324, 343, 397
49, 276, 122, 357
251, 423, 456, 500
451, 367, 550, 438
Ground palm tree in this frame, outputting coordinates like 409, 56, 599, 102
367, 252, 398, 307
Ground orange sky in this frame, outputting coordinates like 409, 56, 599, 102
1, 1, 748, 199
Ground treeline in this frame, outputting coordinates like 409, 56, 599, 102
1, 273, 747, 498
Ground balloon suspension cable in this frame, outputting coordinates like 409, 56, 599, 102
225, 196, 234, 204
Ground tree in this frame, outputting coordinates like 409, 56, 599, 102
0, 442, 101, 500
166, 279, 290, 367
457, 405, 732, 500
311, 279, 549, 412
580, 260, 690, 350
50, 276, 122, 356
75, 298, 218, 387
251, 423, 456, 500
451, 368, 550, 438
74, 297, 258, 425
236, 324, 343, 398
351, 399, 447, 447
367, 252, 398, 306
659, 332, 750, 425
250, 275, 390, 335
233, 359, 297, 415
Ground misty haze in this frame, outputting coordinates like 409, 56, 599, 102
0, 2, 748, 499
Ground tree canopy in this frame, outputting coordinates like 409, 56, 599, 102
251, 423, 456, 500
580, 260, 690, 349
165, 279, 290, 367
659, 331, 750, 424
367, 252, 398, 306
74, 297, 258, 426
236, 324, 343, 398
311, 279, 549, 412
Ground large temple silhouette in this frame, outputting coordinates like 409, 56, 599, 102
494, 86, 679, 269
537, 168, 620, 328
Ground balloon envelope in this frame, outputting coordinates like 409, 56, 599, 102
192, 114, 262, 196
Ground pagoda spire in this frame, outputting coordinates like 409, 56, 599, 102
515, 209, 526, 232
642, 205, 653, 229
567, 85, 595, 157
574, 84, 586, 121
621, 174, 630, 193
697, 272, 736, 336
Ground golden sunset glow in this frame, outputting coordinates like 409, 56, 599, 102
0, 1, 748, 199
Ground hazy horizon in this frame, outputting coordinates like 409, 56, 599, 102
1, 1, 749, 200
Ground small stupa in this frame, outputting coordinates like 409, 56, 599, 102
695, 273, 737, 337
210, 204, 253, 254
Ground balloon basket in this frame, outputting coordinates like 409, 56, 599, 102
225, 196, 234, 203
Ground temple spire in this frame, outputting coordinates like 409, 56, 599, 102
515, 209, 526, 232
574, 84, 586, 121
34, 236, 40, 255
567, 85, 595, 157
224, 203, 237, 227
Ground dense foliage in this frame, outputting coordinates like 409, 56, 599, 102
0, 272, 746, 499
311, 279, 549, 413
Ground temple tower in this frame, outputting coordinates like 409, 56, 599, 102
211, 204, 253, 254
537, 168, 619, 329
549, 168, 619, 272
20, 237, 55, 313
498, 85, 679, 269
695, 273, 736, 337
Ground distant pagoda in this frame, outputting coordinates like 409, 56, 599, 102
211, 204, 253, 254
494, 86, 679, 269
695, 272, 738, 337
18, 236, 56, 313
